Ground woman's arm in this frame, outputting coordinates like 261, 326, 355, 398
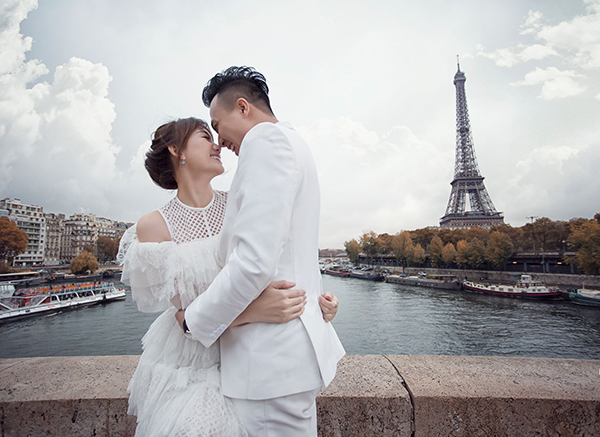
230, 282, 340, 326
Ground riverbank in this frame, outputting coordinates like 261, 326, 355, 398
378, 266, 600, 289
1, 354, 598, 436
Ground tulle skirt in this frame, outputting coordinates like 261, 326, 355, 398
128, 306, 247, 437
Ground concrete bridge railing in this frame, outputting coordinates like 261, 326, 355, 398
1, 354, 599, 436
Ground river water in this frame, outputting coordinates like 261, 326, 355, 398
1, 276, 599, 360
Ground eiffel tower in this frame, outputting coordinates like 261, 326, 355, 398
439, 59, 504, 229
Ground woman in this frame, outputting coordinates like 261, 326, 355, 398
118, 117, 339, 436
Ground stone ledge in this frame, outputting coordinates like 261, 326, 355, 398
1, 354, 599, 436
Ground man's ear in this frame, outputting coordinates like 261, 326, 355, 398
237, 98, 250, 118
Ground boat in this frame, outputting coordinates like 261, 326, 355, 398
349, 269, 385, 281
462, 275, 563, 300
0, 280, 126, 322
323, 266, 351, 278
568, 288, 600, 307
387, 274, 462, 290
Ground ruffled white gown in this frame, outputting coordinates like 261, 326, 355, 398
118, 191, 247, 437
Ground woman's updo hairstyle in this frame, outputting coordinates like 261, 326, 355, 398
145, 117, 211, 190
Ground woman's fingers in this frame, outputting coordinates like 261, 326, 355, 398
269, 280, 296, 290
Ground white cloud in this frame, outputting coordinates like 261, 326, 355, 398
510, 67, 587, 99
0, 0, 172, 221
298, 117, 453, 247
503, 142, 600, 222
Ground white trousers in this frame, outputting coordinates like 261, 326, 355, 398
229, 388, 320, 437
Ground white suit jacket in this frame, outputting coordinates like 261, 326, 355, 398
185, 121, 345, 400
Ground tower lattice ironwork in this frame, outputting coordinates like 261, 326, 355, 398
439, 59, 504, 229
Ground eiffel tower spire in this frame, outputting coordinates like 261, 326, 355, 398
439, 59, 504, 229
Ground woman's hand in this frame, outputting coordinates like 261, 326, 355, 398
319, 292, 339, 323
231, 280, 307, 326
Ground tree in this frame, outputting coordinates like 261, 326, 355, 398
376, 233, 394, 255
409, 243, 425, 266
70, 251, 99, 274
467, 238, 486, 269
566, 220, 600, 275
455, 239, 469, 267
442, 242, 457, 267
392, 232, 414, 269
427, 236, 444, 267
359, 231, 380, 266
0, 218, 28, 264
344, 239, 360, 264
97, 237, 120, 262
484, 231, 514, 270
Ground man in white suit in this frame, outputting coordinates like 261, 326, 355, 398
176, 66, 345, 435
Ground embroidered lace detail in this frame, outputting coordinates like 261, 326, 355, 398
160, 191, 227, 244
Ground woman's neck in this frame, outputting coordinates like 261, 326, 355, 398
176, 179, 214, 208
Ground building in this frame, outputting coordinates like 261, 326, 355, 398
62, 213, 98, 261
44, 213, 65, 264
0, 198, 46, 266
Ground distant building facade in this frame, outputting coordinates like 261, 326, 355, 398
0, 198, 46, 266
44, 213, 65, 263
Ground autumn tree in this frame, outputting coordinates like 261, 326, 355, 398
467, 238, 486, 269
359, 231, 379, 266
442, 242, 457, 267
427, 236, 444, 267
97, 237, 120, 262
566, 219, 600, 275
376, 233, 394, 255
455, 239, 469, 268
392, 231, 414, 269
484, 231, 514, 269
70, 251, 99, 275
0, 218, 28, 264
344, 239, 360, 264
410, 243, 426, 266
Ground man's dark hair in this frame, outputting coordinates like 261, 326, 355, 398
202, 66, 274, 115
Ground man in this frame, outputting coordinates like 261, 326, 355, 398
176, 66, 345, 435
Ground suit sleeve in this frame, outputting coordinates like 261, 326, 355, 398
184, 123, 298, 348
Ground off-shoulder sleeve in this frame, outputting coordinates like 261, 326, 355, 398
117, 225, 179, 313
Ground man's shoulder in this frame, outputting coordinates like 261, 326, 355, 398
245, 122, 291, 143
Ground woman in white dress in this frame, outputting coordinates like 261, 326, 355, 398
118, 117, 339, 436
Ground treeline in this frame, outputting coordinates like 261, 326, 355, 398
344, 214, 600, 275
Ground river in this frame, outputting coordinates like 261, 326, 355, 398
1, 276, 599, 359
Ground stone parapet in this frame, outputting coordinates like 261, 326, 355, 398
1, 354, 599, 436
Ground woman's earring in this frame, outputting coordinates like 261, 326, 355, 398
180, 156, 186, 165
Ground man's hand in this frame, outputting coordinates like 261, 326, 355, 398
175, 309, 185, 331
319, 292, 339, 323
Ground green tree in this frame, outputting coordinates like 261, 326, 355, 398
0, 218, 28, 264
566, 220, 600, 275
344, 239, 360, 264
467, 238, 486, 269
427, 236, 444, 267
70, 251, 99, 275
392, 231, 414, 269
484, 231, 514, 269
441, 242, 457, 267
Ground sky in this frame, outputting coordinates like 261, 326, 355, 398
1, 0, 599, 248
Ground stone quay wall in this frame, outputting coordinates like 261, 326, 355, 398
1, 354, 599, 436
387, 266, 600, 289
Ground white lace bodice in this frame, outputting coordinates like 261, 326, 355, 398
118, 190, 228, 313
158, 191, 227, 244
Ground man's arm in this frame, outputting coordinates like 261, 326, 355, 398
184, 123, 298, 348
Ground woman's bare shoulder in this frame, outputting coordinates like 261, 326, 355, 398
136, 211, 171, 243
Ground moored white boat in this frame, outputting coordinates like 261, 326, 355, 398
463, 275, 563, 299
0, 280, 126, 322
568, 288, 600, 307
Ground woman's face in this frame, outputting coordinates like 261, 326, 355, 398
179, 128, 224, 179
